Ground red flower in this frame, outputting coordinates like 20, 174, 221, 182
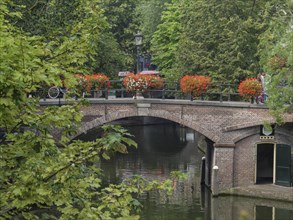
123, 74, 164, 92
75, 73, 110, 92
238, 78, 262, 99
180, 75, 212, 97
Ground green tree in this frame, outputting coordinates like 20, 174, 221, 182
101, 0, 141, 73
0, 1, 177, 219
173, 0, 268, 83
10, 0, 131, 77
258, 0, 293, 123
136, 0, 172, 53
150, 0, 182, 80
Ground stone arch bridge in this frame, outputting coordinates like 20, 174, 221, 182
42, 99, 293, 195
72, 99, 291, 145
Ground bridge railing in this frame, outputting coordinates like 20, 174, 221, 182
33, 80, 242, 102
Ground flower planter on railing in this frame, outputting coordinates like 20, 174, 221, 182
37, 77, 245, 102
75, 73, 110, 98
180, 75, 212, 100
123, 73, 164, 99
238, 78, 262, 103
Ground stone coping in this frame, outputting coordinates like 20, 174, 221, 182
220, 184, 293, 203
40, 98, 269, 109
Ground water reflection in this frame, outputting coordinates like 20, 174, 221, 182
98, 123, 205, 220
79, 120, 293, 220
212, 196, 293, 220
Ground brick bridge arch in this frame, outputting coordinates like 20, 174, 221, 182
74, 99, 292, 145
42, 99, 293, 194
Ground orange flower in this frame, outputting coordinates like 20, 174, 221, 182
87, 73, 110, 92
238, 78, 262, 99
75, 73, 110, 92
180, 75, 212, 97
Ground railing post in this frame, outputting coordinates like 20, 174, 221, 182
161, 81, 166, 100
228, 84, 231, 101
219, 84, 223, 103
119, 79, 124, 98
43, 88, 46, 101
175, 80, 179, 99
201, 94, 204, 101
105, 82, 109, 100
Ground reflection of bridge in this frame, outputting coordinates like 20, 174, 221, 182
41, 98, 293, 195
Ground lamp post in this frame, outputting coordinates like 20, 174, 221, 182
134, 32, 143, 73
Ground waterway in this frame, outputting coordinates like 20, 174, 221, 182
79, 118, 293, 220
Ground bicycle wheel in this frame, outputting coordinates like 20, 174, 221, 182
48, 86, 60, 99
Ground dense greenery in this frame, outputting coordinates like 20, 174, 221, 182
0, 0, 292, 218
0, 1, 181, 219
258, 1, 293, 123
148, 0, 292, 118
150, 0, 182, 80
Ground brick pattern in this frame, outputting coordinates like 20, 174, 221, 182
68, 100, 293, 192
76, 101, 292, 145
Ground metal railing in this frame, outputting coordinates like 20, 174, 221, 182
32, 80, 242, 102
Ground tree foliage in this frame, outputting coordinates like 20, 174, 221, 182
174, 0, 269, 82
100, 0, 141, 74
150, 0, 182, 80
136, 0, 172, 52
258, 0, 293, 123
0, 1, 179, 219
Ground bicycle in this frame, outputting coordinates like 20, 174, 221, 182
48, 86, 68, 99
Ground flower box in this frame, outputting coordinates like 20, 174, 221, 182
180, 75, 212, 98
238, 78, 262, 101
123, 73, 164, 93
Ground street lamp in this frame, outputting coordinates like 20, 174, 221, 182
134, 32, 143, 73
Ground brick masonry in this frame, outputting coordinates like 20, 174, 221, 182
41, 99, 293, 192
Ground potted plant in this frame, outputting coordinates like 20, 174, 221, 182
123, 73, 164, 99
123, 73, 148, 93
147, 75, 164, 90
84, 73, 110, 98
238, 78, 262, 103
88, 73, 110, 91
180, 75, 212, 99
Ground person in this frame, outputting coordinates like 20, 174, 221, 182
260, 72, 268, 102
255, 73, 263, 104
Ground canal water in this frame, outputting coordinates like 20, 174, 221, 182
79, 118, 293, 220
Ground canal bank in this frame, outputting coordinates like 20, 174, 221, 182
221, 184, 293, 202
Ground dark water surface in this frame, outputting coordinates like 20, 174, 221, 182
80, 121, 293, 220
101, 123, 205, 220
